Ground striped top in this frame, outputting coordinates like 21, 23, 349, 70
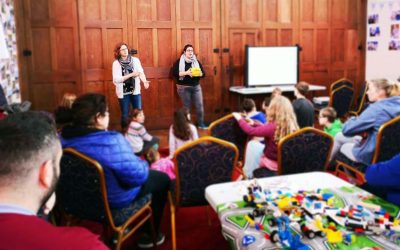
125, 121, 153, 153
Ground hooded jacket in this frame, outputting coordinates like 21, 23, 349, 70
342, 96, 400, 165
60, 126, 149, 208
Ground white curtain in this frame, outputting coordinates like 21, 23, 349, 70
0, 23, 10, 60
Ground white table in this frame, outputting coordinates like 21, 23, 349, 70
205, 171, 352, 212
229, 84, 326, 95
229, 84, 326, 108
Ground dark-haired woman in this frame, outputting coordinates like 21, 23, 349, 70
112, 42, 150, 129
168, 107, 198, 158
60, 93, 169, 248
173, 44, 207, 129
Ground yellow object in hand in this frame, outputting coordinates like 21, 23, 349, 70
191, 67, 202, 77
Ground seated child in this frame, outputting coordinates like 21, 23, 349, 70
146, 148, 176, 180
318, 107, 343, 137
125, 109, 160, 155
241, 98, 266, 124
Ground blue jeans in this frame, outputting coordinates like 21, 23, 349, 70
176, 84, 205, 126
118, 94, 142, 128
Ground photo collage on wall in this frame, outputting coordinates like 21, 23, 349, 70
0, 0, 20, 104
368, 1, 400, 51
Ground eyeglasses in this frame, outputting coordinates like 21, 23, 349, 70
185, 49, 194, 52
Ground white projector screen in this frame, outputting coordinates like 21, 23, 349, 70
244, 46, 299, 87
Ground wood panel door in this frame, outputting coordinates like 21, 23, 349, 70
299, 0, 364, 94
77, 0, 129, 129
130, 0, 177, 129
17, 0, 80, 110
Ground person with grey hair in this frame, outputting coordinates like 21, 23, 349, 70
0, 111, 107, 249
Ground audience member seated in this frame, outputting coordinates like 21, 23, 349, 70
125, 109, 160, 156
233, 96, 299, 178
0, 111, 107, 249
331, 79, 400, 165
293, 81, 314, 128
145, 148, 176, 180
54, 92, 76, 130
318, 107, 343, 137
241, 98, 266, 124
362, 154, 400, 206
169, 107, 198, 158
60, 93, 170, 248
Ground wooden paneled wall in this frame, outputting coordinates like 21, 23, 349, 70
15, 0, 366, 129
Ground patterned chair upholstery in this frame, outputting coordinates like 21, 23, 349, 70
314, 78, 354, 117
56, 148, 155, 250
208, 114, 248, 161
349, 81, 368, 116
331, 85, 354, 118
169, 136, 239, 249
335, 116, 400, 184
277, 128, 333, 175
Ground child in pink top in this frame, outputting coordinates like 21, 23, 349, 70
146, 148, 176, 180
232, 96, 298, 175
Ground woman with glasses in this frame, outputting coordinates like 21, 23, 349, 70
112, 42, 150, 129
173, 44, 207, 129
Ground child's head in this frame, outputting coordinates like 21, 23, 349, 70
242, 98, 256, 113
145, 147, 160, 164
295, 81, 309, 97
267, 95, 299, 141
129, 109, 145, 123
262, 88, 282, 110
60, 93, 77, 108
319, 107, 337, 126
173, 107, 192, 141
271, 87, 282, 98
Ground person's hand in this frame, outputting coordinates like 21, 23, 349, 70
143, 80, 150, 89
244, 118, 254, 126
186, 69, 193, 77
232, 112, 242, 121
131, 71, 140, 77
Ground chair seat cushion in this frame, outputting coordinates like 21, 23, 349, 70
111, 194, 152, 226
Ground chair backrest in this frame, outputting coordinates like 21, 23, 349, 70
330, 78, 353, 92
354, 81, 368, 114
277, 128, 333, 175
57, 148, 115, 227
208, 114, 248, 161
373, 116, 400, 163
330, 85, 354, 118
173, 136, 238, 207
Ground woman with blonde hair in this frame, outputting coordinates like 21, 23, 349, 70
331, 79, 400, 165
233, 95, 299, 177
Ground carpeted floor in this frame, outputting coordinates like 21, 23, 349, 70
124, 205, 230, 250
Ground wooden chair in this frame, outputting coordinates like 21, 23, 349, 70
314, 78, 354, 117
277, 128, 333, 175
335, 116, 400, 185
55, 148, 156, 250
348, 81, 368, 116
169, 136, 239, 250
208, 114, 248, 161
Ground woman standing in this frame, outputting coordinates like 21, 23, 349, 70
173, 44, 207, 129
112, 42, 150, 129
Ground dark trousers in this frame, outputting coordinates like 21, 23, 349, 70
136, 170, 171, 232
